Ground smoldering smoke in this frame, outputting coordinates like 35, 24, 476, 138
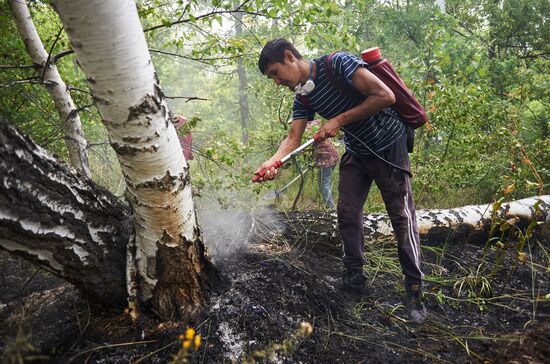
195, 192, 284, 261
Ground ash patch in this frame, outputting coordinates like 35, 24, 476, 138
490, 321, 550, 363
1, 212, 549, 363
2, 284, 82, 349
199, 224, 394, 363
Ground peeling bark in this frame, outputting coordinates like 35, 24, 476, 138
362, 196, 550, 243
126, 232, 141, 326
283, 196, 549, 246
8, 0, 91, 178
0, 119, 130, 307
151, 235, 211, 321
53, 0, 214, 320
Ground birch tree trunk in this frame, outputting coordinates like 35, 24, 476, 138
52, 0, 214, 320
284, 196, 550, 245
235, 12, 250, 145
0, 119, 129, 307
8, 0, 91, 179
435, 0, 446, 13
363, 195, 550, 242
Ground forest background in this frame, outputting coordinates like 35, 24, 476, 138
0, 0, 548, 213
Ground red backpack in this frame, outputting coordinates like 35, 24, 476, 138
321, 48, 428, 129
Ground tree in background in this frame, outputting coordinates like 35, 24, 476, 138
8, 0, 91, 178
235, 11, 251, 145
1, 0, 546, 226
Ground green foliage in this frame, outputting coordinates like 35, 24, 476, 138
0, 1, 118, 188
0, 0, 547, 208
0, 326, 45, 364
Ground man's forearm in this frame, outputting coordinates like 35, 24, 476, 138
269, 136, 301, 162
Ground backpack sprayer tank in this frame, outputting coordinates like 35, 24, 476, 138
360, 47, 427, 128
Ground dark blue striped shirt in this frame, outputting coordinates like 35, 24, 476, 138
292, 52, 405, 157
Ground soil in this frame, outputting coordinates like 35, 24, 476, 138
1, 211, 549, 363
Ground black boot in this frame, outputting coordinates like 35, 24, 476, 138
342, 269, 367, 292
405, 283, 427, 324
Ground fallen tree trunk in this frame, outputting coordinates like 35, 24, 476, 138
0, 119, 131, 307
282, 196, 549, 245
364, 196, 550, 243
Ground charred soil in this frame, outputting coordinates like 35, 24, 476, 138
1, 211, 549, 363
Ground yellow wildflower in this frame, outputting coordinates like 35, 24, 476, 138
502, 183, 515, 195
185, 327, 195, 340
183, 340, 191, 349
194, 334, 201, 349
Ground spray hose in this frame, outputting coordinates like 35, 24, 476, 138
344, 129, 412, 177
252, 127, 411, 183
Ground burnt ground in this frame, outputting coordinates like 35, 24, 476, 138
1, 211, 549, 363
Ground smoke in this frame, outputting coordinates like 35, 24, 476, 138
195, 190, 284, 262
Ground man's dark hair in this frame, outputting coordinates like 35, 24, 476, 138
258, 38, 302, 75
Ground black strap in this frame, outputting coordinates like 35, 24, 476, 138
324, 52, 363, 98
299, 53, 363, 107
297, 94, 311, 109
302, 53, 412, 176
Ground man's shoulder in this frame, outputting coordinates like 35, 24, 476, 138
328, 51, 359, 61
314, 51, 353, 61
322, 51, 364, 73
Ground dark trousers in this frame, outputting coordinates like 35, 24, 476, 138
337, 134, 423, 285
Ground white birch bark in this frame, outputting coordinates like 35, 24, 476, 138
235, 12, 250, 144
9, 0, 91, 178
0, 119, 130, 307
53, 0, 212, 319
435, 0, 446, 13
363, 195, 550, 240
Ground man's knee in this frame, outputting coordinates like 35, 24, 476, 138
337, 201, 363, 225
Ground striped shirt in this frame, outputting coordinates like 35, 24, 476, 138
292, 52, 405, 157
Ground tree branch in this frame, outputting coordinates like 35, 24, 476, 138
0, 77, 54, 88
41, 26, 65, 82
234, 0, 252, 12
86, 141, 111, 149
165, 96, 209, 102
144, 7, 270, 32
19, 89, 59, 126
67, 86, 92, 95
149, 48, 252, 62
53, 49, 74, 63
74, 103, 94, 114
67, 86, 91, 94
452, 28, 469, 38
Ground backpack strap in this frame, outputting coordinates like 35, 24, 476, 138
324, 52, 363, 98
298, 53, 363, 109
297, 94, 311, 109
